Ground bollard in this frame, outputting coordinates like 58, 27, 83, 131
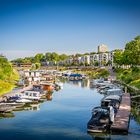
125, 86, 127, 94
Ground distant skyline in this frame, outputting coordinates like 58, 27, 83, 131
1, 0, 140, 60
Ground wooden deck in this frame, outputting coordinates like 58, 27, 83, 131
111, 93, 131, 134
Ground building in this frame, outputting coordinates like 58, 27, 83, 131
24, 70, 42, 84
12, 63, 32, 68
98, 44, 108, 53
58, 45, 114, 66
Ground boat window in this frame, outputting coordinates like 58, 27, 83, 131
33, 93, 37, 97
93, 111, 99, 117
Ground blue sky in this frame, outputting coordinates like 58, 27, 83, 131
0, 0, 140, 60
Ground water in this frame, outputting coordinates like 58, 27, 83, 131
0, 80, 140, 140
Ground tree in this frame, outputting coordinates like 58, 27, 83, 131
31, 63, 41, 70
113, 49, 124, 65
84, 53, 89, 55
106, 60, 112, 66
94, 61, 99, 66
123, 36, 140, 65
35, 53, 44, 63
59, 54, 69, 61
90, 52, 96, 55
35, 63, 41, 69
0, 56, 19, 81
51, 52, 59, 63
11, 58, 24, 63
101, 60, 106, 66
75, 53, 83, 57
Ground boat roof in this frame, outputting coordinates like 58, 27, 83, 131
70, 74, 82, 77
103, 95, 120, 100
92, 106, 109, 112
24, 90, 40, 93
107, 88, 122, 92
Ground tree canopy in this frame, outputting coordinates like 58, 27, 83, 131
123, 36, 140, 65
113, 36, 140, 66
113, 49, 124, 65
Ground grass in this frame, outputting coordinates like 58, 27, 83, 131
116, 67, 140, 89
0, 80, 15, 96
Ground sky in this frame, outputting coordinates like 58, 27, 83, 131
0, 0, 140, 60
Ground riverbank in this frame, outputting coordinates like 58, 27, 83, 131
0, 80, 16, 96
115, 67, 140, 90
72, 67, 110, 79
0, 56, 19, 96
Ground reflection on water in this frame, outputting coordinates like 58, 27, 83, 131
88, 132, 111, 140
0, 112, 15, 119
0, 79, 140, 140
46, 91, 53, 101
64, 79, 94, 89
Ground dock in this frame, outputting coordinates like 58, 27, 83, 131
111, 93, 131, 134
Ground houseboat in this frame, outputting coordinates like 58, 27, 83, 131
40, 82, 54, 91
69, 74, 83, 81
16, 90, 41, 100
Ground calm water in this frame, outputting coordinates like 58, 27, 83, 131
0, 80, 140, 140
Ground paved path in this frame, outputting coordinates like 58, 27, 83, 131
107, 67, 116, 80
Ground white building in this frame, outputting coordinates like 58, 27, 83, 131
59, 45, 114, 66
90, 51, 114, 66
98, 44, 108, 53
78, 55, 90, 65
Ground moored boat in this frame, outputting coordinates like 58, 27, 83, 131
87, 107, 111, 133
101, 95, 121, 110
87, 106, 115, 133
16, 90, 41, 101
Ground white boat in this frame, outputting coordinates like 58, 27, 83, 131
16, 98, 32, 103
55, 82, 63, 89
106, 88, 123, 96
0, 102, 25, 107
16, 90, 41, 100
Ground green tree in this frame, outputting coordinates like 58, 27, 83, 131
45, 52, 52, 61
113, 49, 124, 65
123, 36, 140, 65
35, 53, 44, 62
84, 53, 89, 55
59, 54, 69, 61
94, 61, 99, 66
90, 52, 96, 55
106, 60, 112, 66
35, 63, 41, 69
101, 60, 106, 66
51, 52, 59, 62
11, 58, 24, 63
75, 53, 83, 57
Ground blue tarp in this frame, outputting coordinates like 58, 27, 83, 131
69, 74, 82, 77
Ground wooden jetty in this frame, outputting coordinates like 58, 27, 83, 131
111, 93, 131, 134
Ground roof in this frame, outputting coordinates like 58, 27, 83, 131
69, 74, 82, 77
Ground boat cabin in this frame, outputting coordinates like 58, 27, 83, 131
19, 90, 41, 100
107, 88, 123, 96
